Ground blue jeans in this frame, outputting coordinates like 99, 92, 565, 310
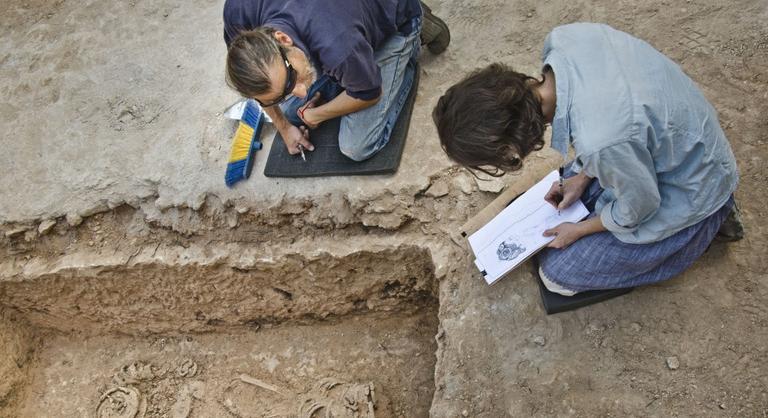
281, 18, 422, 161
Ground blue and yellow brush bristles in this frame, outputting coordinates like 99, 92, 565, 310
225, 101, 264, 187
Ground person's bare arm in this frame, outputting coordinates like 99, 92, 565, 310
263, 105, 314, 154
543, 216, 607, 249
298, 91, 380, 128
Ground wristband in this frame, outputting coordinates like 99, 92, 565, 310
298, 106, 306, 123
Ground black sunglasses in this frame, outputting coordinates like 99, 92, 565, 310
256, 47, 297, 107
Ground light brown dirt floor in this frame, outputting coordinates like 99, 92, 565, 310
1, 0, 767, 417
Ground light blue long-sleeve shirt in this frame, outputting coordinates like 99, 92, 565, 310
542, 23, 738, 244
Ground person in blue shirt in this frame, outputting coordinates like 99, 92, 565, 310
432, 23, 743, 296
223, 0, 449, 161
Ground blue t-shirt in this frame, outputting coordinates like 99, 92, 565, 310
223, 0, 421, 100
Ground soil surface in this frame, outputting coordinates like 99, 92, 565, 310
1, 0, 767, 417
18, 312, 438, 418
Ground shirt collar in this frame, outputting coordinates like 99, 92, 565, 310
542, 54, 571, 157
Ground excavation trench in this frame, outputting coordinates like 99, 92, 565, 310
0, 242, 440, 417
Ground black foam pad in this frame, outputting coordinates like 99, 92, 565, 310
536, 274, 634, 314
263, 69, 419, 177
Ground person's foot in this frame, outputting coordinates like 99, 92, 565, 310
538, 266, 577, 297
715, 203, 745, 242
420, 2, 450, 54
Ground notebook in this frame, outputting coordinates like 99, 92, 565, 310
468, 170, 589, 285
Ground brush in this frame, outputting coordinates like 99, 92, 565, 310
225, 101, 264, 187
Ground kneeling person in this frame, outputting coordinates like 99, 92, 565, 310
432, 23, 741, 296
224, 0, 448, 161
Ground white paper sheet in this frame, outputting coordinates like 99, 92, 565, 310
223, 99, 273, 123
468, 170, 589, 285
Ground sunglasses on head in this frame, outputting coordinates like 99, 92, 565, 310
256, 47, 297, 107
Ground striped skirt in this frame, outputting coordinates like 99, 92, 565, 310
537, 179, 734, 293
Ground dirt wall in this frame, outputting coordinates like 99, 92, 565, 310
0, 245, 437, 335
0, 309, 35, 415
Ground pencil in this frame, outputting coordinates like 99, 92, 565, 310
558, 166, 564, 216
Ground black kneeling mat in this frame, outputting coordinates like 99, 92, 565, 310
263, 70, 420, 178
536, 276, 634, 314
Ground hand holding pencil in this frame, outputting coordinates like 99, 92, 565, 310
544, 169, 592, 212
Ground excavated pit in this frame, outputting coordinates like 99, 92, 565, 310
0, 220, 443, 417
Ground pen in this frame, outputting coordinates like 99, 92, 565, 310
297, 144, 306, 162
558, 166, 564, 216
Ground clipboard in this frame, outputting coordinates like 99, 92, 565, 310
456, 160, 634, 313
458, 162, 557, 238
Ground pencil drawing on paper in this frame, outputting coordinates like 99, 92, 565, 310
497, 240, 526, 261
493, 210, 560, 262
468, 170, 590, 284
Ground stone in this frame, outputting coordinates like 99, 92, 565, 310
190, 193, 207, 211
666, 356, 680, 370
532, 336, 546, 346
629, 322, 642, 333
278, 199, 309, 215
454, 172, 476, 195
66, 213, 83, 227
328, 194, 353, 225
226, 213, 238, 228
425, 181, 449, 198
4, 225, 28, 237
38, 219, 57, 235
24, 230, 37, 242
475, 177, 505, 193
368, 194, 398, 213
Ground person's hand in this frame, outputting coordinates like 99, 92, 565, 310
280, 124, 314, 155
297, 92, 322, 129
543, 222, 584, 249
544, 173, 591, 211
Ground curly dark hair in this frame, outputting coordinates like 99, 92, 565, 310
432, 63, 546, 176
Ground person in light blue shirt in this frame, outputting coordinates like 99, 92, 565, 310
432, 23, 742, 295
